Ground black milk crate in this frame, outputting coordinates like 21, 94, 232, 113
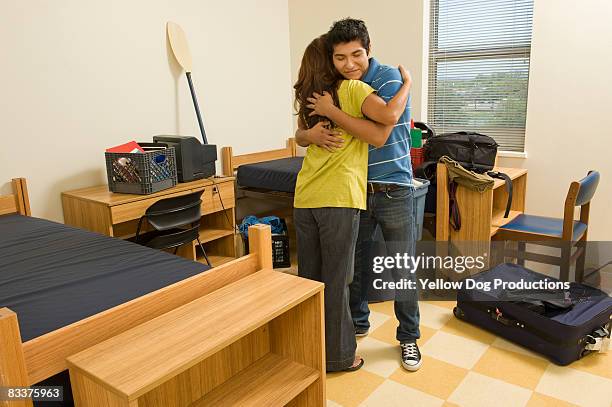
105, 147, 178, 194
242, 218, 291, 269
271, 233, 291, 268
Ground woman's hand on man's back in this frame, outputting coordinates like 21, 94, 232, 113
306, 121, 344, 152
307, 91, 336, 118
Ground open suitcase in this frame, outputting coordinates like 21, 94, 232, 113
454, 263, 612, 365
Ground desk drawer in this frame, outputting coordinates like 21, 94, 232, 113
110, 190, 204, 224
202, 181, 235, 215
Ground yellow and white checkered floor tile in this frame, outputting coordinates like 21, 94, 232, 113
325, 301, 612, 407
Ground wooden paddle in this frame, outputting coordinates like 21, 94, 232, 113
167, 21, 208, 144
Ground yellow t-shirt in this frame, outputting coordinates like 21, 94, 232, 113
294, 79, 375, 210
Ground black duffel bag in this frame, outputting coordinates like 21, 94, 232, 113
416, 131, 513, 221
423, 131, 499, 174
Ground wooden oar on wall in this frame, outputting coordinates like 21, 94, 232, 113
167, 21, 209, 144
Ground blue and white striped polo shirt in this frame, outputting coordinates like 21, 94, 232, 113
361, 58, 413, 187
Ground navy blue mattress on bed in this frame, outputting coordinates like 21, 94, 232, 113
0, 214, 209, 342
236, 157, 303, 193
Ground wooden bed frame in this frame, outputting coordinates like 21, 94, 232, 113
221, 138, 297, 177
221, 138, 299, 206
0, 178, 31, 217
0, 178, 273, 407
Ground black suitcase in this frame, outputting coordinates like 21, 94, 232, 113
454, 263, 612, 365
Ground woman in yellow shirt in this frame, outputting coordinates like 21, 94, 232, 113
293, 35, 411, 372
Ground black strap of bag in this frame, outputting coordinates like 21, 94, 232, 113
449, 181, 461, 231
502, 289, 576, 314
416, 161, 438, 181
413, 121, 436, 140
487, 171, 513, 218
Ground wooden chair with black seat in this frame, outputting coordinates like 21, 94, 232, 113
493, 170, 600, 282
135, 189, 211, 266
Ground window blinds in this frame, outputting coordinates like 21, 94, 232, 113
428, 0, 534, 152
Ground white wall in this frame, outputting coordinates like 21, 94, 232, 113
497, 0, 612, 240
0, 0, 293, 222
289, 0, 611, 240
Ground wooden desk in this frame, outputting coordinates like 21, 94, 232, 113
435, 165, 527, 273
436, 165, 527, 243
62, 177, 236, 266
67, 269, 325, 407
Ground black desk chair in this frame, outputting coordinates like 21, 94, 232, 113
135, 189, 211, 266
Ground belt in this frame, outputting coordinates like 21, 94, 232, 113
367, 183, 403, 194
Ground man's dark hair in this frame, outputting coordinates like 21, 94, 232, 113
326, 18, 370, 52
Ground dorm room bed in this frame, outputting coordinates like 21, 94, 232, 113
222, 138, 302, 198
0, 178, 274, 406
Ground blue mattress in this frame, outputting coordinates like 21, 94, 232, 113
236, 157, 303, 193
0, 214, 209, 342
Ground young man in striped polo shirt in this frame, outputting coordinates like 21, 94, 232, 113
298, 18, 422, 371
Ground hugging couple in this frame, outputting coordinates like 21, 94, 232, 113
293, 18, 421, 372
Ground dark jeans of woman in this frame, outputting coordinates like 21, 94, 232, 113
294, 207, 360, 371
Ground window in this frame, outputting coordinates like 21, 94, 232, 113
428, 0, 534, 152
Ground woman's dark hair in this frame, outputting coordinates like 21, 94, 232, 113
293, 35, 341, 129
327, 18, 371, 52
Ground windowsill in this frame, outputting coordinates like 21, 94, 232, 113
498, 151, 527, 159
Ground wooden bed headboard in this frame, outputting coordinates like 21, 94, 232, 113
0, 178, 31, 216
221, 138, 297, 177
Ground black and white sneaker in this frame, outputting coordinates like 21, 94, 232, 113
400, 342, 422, 371
355, 327, 370, 337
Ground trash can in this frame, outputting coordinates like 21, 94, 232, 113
414, 178, 430, 241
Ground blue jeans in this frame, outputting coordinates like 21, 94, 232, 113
350, 186, 421, 343
294, 207, 360, 371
